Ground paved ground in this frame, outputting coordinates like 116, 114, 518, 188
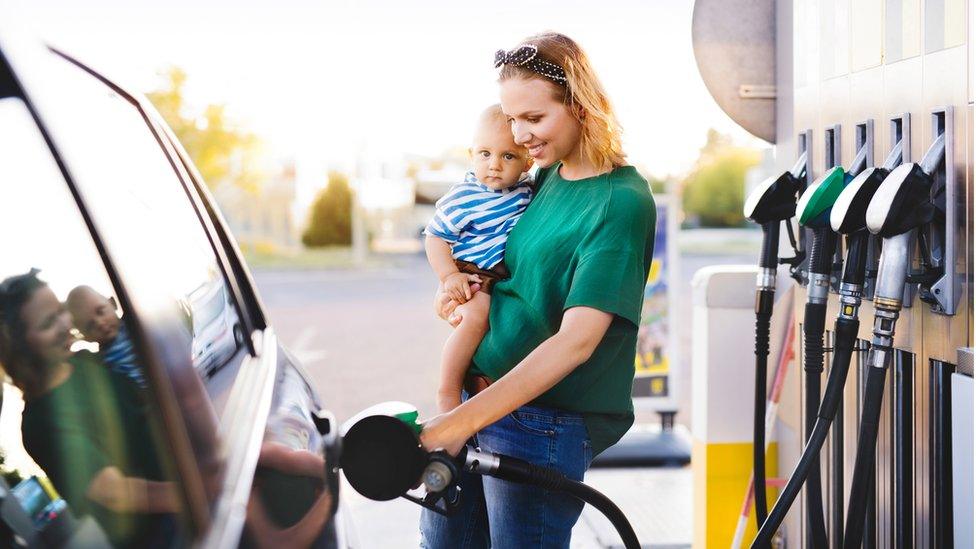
252, 242, 755, 548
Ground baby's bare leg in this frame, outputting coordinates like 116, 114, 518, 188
436, 291, 491, 413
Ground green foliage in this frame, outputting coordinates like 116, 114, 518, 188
681, 129, 761, 227
647, 175, 671, 195
302, 172, 353, 247
146, 67, 262, 193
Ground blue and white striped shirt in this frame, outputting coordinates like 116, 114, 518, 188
100, 321, 147, 389
424, 172, 533, 270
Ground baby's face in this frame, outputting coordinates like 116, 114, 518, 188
470, 121, 532, 190
69, 292, 121, 346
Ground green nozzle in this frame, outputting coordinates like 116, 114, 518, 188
343, 401, 423, 436
395, 410, 423, 435
797, 166, 847, 227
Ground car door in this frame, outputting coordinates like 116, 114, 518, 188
0, 29, 342, 548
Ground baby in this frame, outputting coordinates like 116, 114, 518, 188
66, 285, 147, 388
424, 104, 533, 413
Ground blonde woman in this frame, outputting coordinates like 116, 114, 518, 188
419, 33, 657, 548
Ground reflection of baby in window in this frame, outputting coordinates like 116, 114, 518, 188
66, 286, 146, 389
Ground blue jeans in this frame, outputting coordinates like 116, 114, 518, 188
419, 399, 593, 548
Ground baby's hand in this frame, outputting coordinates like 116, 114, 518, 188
443, 272, 481, 304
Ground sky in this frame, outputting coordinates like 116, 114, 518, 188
13, 0, 766, 197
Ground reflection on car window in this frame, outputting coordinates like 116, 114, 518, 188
38, 58, 244, 382
0, 97, 184, 547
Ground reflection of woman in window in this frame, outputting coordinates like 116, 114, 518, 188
0, 270, 178, 548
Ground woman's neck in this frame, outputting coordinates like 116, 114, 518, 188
29, 360, 73, 399
558, 149, 604, 181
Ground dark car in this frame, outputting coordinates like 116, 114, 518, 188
0, 28, 351, 548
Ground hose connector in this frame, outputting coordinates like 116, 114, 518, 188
838, 283, 863, 320
807, 272, 830, 304
463, 447, 500, 475
756, 267, 776, 291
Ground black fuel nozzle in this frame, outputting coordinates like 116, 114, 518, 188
338, 408, 642, 548
744, 153, 807, 225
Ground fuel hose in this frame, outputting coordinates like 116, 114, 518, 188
752, 220, 779, 526
752, 231, 869, 547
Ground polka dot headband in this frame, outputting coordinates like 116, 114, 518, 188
494, 44, 567, 85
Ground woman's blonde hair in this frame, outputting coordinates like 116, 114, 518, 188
498, 32, 626, 172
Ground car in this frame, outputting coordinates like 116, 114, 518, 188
0, 25, 351, 549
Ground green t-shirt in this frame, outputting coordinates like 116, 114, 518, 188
472, 163, 657, 455
21, 351, 167, 548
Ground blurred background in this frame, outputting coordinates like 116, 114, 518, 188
9, 0, 777, 546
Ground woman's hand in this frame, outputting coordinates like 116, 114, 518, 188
419, 411, 473, 457
443, 272, 481, 304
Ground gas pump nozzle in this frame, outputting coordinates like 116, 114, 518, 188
338, 405, 641, 549
841, 135, 947, 549
742, 152, 807, 527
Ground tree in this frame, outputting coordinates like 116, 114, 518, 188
680, 130, 761, 227
302, 172, 353, 247
146, 67, 262, 193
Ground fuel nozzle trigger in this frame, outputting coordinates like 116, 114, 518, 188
403, 450, 463, 516
779, 221, 807, 283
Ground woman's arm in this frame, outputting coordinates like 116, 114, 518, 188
419, 306, 613, 455
86, 466, 180, 513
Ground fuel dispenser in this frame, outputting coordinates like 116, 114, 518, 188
752, 123, 907, 547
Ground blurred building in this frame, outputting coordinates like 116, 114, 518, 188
214, 162, 298, 249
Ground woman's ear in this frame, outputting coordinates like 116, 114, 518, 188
575, 104, 586, 121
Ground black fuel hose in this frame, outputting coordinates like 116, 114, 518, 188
843, 363, 888, 548
752, 315, 859, 546
753, 232, 871, 547
752, 221, 780, 526
490, 454, 641, 549
800, 226, 835, 548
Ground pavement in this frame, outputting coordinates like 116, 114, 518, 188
252, 242, 755, 548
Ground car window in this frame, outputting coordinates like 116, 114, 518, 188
23, 56, 339, 547
0, 96, 187, 547
31, 56, 246, 407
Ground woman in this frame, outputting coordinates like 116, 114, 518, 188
0, 270, 178, 548
419, 33, 657, 548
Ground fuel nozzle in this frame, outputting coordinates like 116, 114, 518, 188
338, 404, 642, 548
744, 153, 807, 224
339, 404, 464, 515
866, 133, 945, 237
829, 140, 903, 235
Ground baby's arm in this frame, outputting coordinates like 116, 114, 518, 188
425, 236, 480, 303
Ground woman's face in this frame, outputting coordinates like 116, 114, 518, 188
21, 286, 75, 366
499, 77, 582, 169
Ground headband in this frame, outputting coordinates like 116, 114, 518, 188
494, 44, 567, 85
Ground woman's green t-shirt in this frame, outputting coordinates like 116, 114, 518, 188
472, 163, 657, 455
21, 351, 167, 547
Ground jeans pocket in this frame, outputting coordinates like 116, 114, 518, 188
508, 411, 555, 436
